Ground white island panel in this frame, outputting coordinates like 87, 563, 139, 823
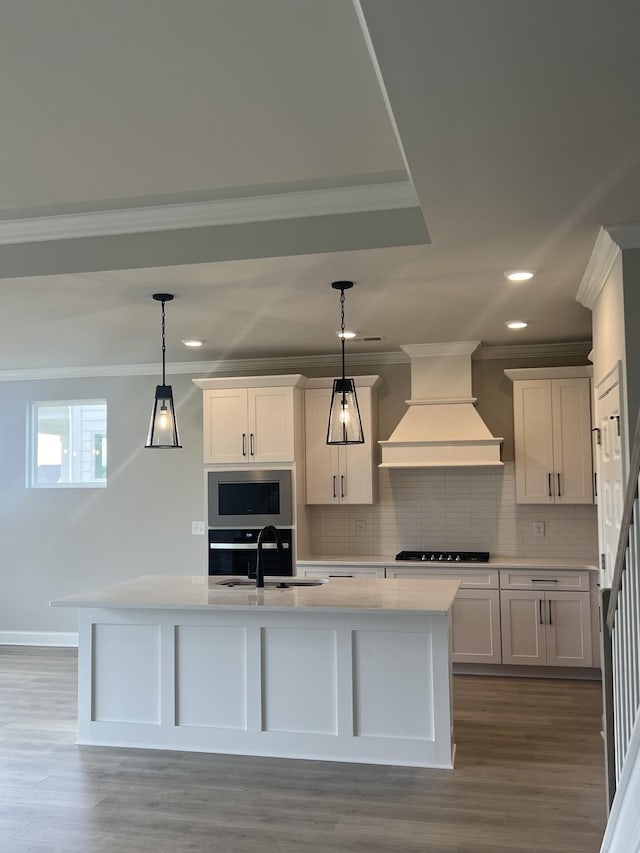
93, 623, 160, 724
262, 626, 338, 735
175, 625, 247, 729
353, 629, 434, 740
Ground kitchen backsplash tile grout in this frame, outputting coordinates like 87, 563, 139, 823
308, 462, 598, 561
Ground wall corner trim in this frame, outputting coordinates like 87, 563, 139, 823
577, 222, 640, 310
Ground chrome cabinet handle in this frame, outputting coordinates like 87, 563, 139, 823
557, 473, 561, 497
548, 473, 552, 497
242, 433, 246, 456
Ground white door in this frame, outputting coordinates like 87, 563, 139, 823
500, 590, 546, 665
513, 380, 555, 503
596, 369, 624, 587
203, 389, 248, 464
248, 387, 294, 463
450, 589, 502, 664
551, 377, 594, 504
544, 591, 593, 667
304, 388, 338, 504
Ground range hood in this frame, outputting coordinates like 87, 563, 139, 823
379, 342, 503, 468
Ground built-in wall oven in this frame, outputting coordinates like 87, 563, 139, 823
207, 469, 294, 577
208, 528, 293, 577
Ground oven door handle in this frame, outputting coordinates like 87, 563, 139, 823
209, 542, 289, 550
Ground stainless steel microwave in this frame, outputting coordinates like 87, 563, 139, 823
207, 470, 293, 528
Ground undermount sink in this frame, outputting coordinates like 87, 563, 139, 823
212, 577, 328, 589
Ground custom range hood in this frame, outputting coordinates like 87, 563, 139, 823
379, 342, 503, 468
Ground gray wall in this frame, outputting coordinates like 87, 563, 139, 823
0, 349, 592, 636
0, 373, 207, 634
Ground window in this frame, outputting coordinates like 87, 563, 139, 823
29, 400, 107, 487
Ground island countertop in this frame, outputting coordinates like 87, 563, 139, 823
51, 574, 460, 614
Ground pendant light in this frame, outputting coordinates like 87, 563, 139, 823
145, 293, 182, 449
327, 281, 364, 445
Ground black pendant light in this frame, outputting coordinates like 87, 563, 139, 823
327, 281, 364, 445
145, 293, 182, 449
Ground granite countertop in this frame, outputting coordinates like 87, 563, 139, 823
50, 575, 460, 614
296, 555, 599, 571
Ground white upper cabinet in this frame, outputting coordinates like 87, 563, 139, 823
304, 378, 380, 505
194, 376, 304, 465
507, 368, 594, 504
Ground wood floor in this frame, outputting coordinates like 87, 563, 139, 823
0, 647, 606, 853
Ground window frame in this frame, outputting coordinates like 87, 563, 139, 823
27, 398, 108, 489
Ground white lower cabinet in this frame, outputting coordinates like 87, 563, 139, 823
500, 589, 593, 667
296, 563, 595, 669
385, 567, 502, 664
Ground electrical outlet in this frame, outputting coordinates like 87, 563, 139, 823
355, 520, 367, 536
533, 521, 545, 538
192, 521, 206, 536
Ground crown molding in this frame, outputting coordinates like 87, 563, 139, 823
577, 227, 621, 309
0, 181, 419, 245
0, 350, 409, 383
475, 341, 592, 361
577, 222, 640, 310
0, 342, 595, 382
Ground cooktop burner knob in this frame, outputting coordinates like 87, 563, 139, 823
455, 555, 462, 561
430, 554, 436, 561
421, 554, 427, 561
447, 554, 454, 561
438, 554, 444, 560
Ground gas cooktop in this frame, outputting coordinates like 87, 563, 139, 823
395, 550, 490, 563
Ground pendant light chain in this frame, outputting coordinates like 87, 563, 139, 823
340, 286, 346, 380
160, 297, 167, 386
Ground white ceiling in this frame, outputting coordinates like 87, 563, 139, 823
1, 0, 639, 372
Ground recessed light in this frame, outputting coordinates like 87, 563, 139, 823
337, 330, 357, 339
504, 270, 535, 282
182, 339, 204, 348
506, 321, 528, 329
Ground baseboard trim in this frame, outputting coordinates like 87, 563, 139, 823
0, 631, 78, 647
453, 663, 602, 680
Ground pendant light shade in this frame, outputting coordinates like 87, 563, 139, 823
327, 281, 364, 445
145, 293, 182, 449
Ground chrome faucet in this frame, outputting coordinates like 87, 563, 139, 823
255, 525, 283, 588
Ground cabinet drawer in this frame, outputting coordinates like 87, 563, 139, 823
499, 570, 591, 592
298, 566, 386, 579
385, 568, 499, 589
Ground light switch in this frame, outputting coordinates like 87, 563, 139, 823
192, 521, 206, 535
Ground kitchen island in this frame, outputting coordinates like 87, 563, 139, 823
51, 575, 459, 768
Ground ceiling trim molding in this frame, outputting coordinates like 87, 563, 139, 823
0, 341, 593, 382
475, 341, 592, 361
0, 350, 409, 383
576, 221, 640, 310
0, 181, 419, 245
576, 227, 621, 309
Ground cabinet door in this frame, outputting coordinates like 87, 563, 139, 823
338, 388, 374, 505
248, 387, 295, 463
304, 388, 339, 503
451, 589, 502, 664
203, 389, 248, 464
500, 590, 547, 665
513, 380, 555, 504
551, 378, 593, 504
545, 591, 593, 667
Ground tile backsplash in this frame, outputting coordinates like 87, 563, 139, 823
308, 462, 598, 562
